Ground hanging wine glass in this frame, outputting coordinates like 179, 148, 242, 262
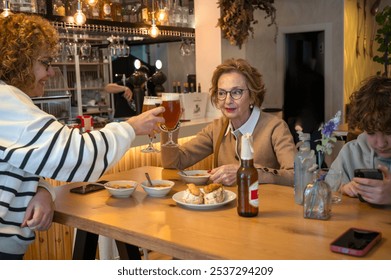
121, 37, 130, 57
108, 35, 117, 59
64, 30, 75, 62
80, 34, 91, 61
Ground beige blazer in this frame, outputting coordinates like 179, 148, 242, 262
161, 112, 296, 186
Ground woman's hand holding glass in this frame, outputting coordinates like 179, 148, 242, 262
160, 93, 181, 147
126, 106, 165, 136
141, 96, 162, 153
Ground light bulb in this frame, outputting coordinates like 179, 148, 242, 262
0, 8, 12, 18
134, 59, 141, 70
157, 9, 167, 23
149, 19, 159, 38
74, 10, 86, 25
0, 0, 13, 18
73, 1, 86, 25
87, 0, 98, 6
155, 60, 162, 70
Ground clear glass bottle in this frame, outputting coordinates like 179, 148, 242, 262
173, 0, 182, 27
294, 132, 316, 205
90, 1, 100, 19
303, 169, 332, 220
237, 133, 259, 217
100, 0, 112, 21
141, 0, 149, 23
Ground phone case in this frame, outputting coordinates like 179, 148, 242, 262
330, 228, 382, 257
354, 169, 383, 180
69, 180, 108, 194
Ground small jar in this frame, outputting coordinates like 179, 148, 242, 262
303, 169, 332, 220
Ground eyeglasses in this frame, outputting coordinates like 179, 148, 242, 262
38, 58, 53, 71
217, 88, 248, 100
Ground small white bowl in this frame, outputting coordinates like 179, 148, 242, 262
140, 179, 175, 197
178, 170, 211, 185
104, 180, 138, 198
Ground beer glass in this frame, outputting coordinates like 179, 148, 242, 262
160, 93, 181, 147
141, 96, 162, 153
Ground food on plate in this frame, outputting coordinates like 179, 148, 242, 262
182, 183, 225, 205
183, 183, 204, 204
203, 183, 225, 204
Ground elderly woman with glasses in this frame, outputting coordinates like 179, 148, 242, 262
161, 58, 296, 186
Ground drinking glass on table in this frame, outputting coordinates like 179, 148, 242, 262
141, 96, 162, 153
160, 93, 181, 147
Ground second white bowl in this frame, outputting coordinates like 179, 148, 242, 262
140, 179, 175, 197
178, 170, 211, 185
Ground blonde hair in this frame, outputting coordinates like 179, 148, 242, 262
209, 58, 266, 107
0, 14, 59, 92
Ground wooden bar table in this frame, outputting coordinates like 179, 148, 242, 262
53, 166, 391, 260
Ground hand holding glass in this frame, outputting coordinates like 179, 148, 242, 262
141, 96, 162, 153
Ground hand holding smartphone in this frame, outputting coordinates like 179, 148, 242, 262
330, 228, 382, 257
354, 169, 383, 202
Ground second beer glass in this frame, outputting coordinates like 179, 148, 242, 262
141, 96, 162, 153
160, 93, 181, 147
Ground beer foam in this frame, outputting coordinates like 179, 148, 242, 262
144, 97, 161, 105
162, 93, 180, 101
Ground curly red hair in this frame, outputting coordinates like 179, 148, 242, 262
0, 14, 58, 92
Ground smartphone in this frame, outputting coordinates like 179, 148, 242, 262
330, 228, 382, 257
70, 180, 108, 194
354, 169, 383, 202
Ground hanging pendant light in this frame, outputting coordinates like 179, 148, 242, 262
73, 0, 86, 26
149, 18, 160, 38
148, 0, 159, 38
0, 0, 13, 18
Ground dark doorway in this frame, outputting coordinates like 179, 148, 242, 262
283, 31, 325, 149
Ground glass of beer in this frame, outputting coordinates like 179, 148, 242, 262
141, 96, 162, 153
160, 93, 181, 147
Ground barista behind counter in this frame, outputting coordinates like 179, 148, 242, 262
105, 56, 156, 118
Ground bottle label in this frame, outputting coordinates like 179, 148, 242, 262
249, 181, 259, 207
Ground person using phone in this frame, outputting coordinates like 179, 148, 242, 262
328, 75, 391, 205
0, 14, 165, 259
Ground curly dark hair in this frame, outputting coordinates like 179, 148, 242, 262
209, 58, 266, 107
348, 75, 391, 134
0, 14, 58, 92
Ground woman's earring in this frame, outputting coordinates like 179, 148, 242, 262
250, 104, 254, 109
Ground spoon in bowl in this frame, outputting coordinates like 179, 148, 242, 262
145, 172, 154, 187
179, 170, 188, 176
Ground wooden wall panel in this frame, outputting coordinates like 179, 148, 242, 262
24, 136, 214, 259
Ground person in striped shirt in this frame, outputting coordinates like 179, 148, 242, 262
0, 14, 164, 259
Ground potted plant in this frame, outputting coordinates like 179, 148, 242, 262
217, 0, 277, 49
373, 5, 391, 76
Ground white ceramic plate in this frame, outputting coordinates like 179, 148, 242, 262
172, 190, 236, 210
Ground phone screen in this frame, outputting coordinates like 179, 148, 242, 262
330, 228, 381, 257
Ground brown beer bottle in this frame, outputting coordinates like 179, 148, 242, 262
237, 133, 259, 217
